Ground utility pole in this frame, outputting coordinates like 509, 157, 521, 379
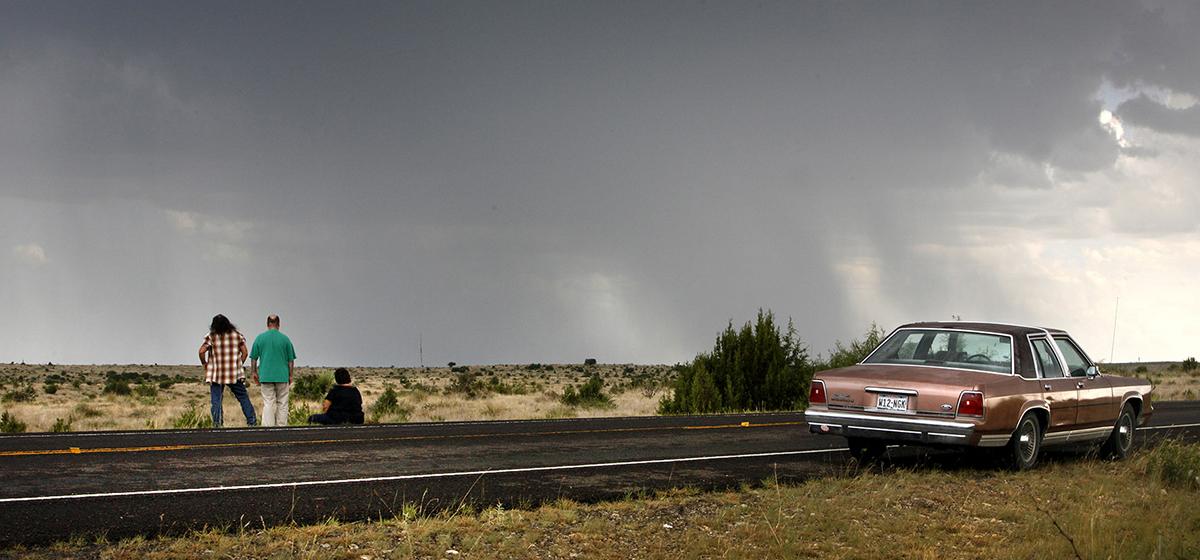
419, 333, 424, 368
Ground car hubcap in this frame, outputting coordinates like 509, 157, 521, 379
1120, 415, 1133, 449
1019, 423, 1036, 461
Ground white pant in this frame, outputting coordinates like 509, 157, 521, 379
259, 382, 291, 427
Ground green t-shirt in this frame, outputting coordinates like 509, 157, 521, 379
250, 329, 296, 383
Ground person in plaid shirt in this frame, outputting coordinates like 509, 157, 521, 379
198, 314, 257, 428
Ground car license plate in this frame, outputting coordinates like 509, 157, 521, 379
876, 394, 908, 412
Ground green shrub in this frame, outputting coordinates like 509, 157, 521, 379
1147, 441, 1200, 491
2, 386, 37, 403
1135, 365, 1149, 373
171, 405, 214, 429
659, 309, 813, 414
487, 376, 529, 395
133, 384, 158, 398
369, 386, 411, 422
102, 379, 132, 396
446, 370, 488, 398
372, 386, 399, 414
561, 374, 614, 408
0, 411, 26, 433
293, 372, 335, 401
51, 417, 73, 433
44, 383, 59, 395
1183, 358, 1199, 372
288, 402, 315, 425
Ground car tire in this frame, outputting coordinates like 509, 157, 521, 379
847, 437, 887, 463
1100, 404, 1136, 460
1004, 413, 1042, 470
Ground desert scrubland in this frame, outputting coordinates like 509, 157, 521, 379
0, 359, 1196, 433
0, 363, 673, 433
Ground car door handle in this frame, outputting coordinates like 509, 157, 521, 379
1044, 384, 1051, 390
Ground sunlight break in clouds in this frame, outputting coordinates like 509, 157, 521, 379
11, 243, 48, 266
1098, 110, 1130, 148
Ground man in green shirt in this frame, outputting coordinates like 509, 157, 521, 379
249, 314, 297, 427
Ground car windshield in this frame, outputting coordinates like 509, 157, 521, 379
864, 329, 1012, 374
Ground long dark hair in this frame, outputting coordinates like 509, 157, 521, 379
210, 314, 237, 335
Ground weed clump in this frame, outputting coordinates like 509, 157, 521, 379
288, 402, 315, 425
0, 411, 26, 433
2, 386, 36, 402
51, 417, 73, 433
446, 370, 488, 399
171, 405, 214, 429
561, 374, 614, 409
1147, 441, 1200, 491
73, 403, 102, 418
3, 386, 37, 403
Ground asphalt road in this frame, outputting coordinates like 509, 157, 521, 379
1, 401, 1198, 545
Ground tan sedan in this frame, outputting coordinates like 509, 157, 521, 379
805, 322, 1153, 469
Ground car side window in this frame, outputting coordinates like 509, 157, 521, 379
1054, 338, 1090, 378
1031, 338, 1065, 379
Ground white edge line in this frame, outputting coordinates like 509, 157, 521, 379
1142, 422, 1200, 430
0, 448, 848, 504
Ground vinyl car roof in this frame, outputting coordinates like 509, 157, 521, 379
898, 322, 1067, 338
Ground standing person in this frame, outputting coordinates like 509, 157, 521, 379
307, 368, 364, 425
198, 314, 257, 428
250, 314, 296, 427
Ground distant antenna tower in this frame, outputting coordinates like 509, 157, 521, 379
1109, 297, 1119, 363
419, 333, 424, 368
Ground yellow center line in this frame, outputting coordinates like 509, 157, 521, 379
0, 421, 806, 458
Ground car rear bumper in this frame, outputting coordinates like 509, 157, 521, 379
805, 409, 992, 447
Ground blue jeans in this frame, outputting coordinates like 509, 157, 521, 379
210, 380, 257, 428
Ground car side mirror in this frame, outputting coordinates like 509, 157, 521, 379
1086, 366, 1100, 379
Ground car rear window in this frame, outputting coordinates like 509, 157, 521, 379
864, 329, 1012, 374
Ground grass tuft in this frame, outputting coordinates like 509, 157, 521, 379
1146, 439, 1200, 491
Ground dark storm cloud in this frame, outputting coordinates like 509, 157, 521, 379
1, 1, 1198, 365
1118, 95, 1200, 137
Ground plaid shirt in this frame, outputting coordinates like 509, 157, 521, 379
202, 331, 247, 384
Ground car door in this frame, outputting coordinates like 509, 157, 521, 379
1030, 336, 1077, 437
1055, 337, 1115, 430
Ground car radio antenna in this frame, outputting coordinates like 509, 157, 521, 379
1109, 297, 1119, 363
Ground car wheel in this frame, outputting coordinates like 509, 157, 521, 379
1005, 413, 1042, 470
847, 437, 887, 463
1100, 404, 1136, 460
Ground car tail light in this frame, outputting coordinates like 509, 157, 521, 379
809, 380, 827, 405
957, 391, 984, 417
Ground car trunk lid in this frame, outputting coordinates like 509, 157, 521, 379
818, 364, 995, 417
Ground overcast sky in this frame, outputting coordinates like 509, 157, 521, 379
2, 1, 1199, 367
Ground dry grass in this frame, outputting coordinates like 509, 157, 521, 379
1107, 361, 1200, 401
0, 363, 674, 432
6, 444, 1199, 559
